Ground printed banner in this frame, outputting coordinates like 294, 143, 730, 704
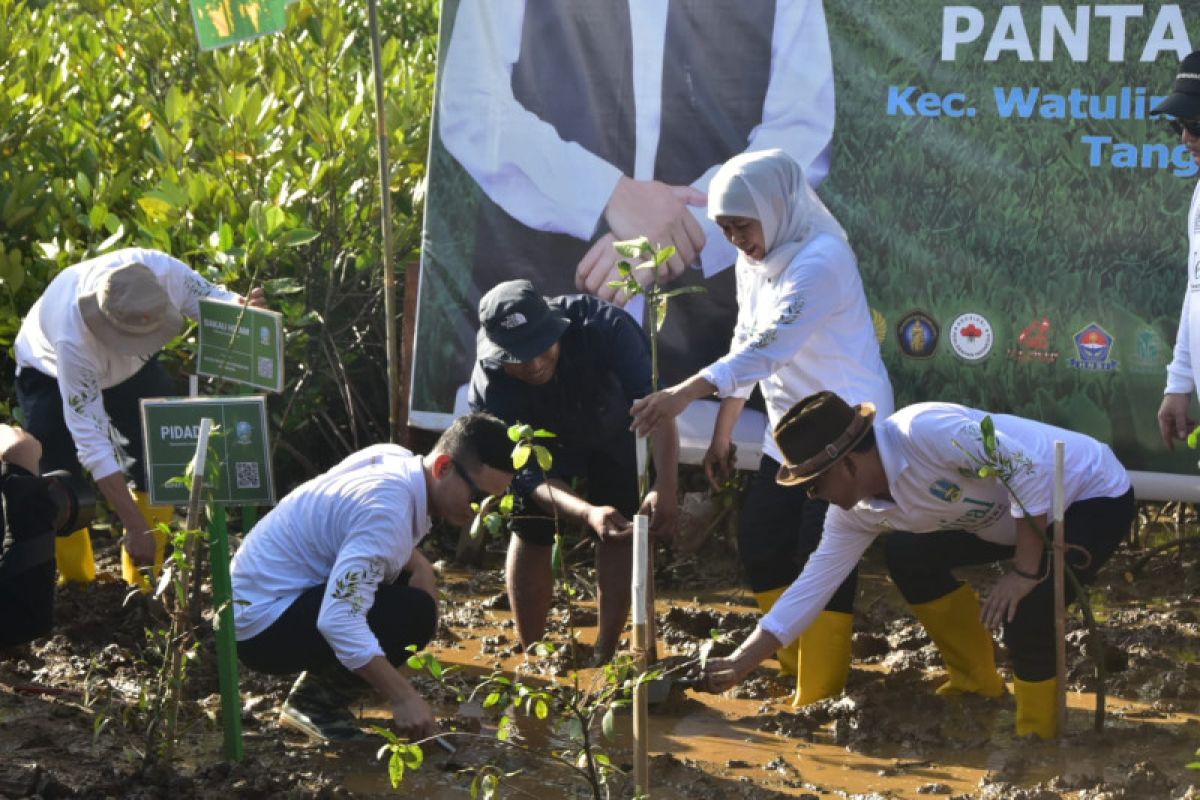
190, 0, 288, 51
413, 0, 1200, 496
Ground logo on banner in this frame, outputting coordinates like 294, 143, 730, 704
949, 313, 993, 362
1009, 317, 1059, 364
236, 420, 254, 445
929, 479, 962, 503
1125, 326, 1167, 375
896, 311, 939, 359
1069, 323, 1118, 371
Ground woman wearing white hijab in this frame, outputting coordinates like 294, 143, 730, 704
631, 148, 893, 705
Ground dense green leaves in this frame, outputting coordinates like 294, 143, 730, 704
0, 0, 439, 477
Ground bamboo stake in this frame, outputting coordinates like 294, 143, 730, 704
1053, 440, 1067, 737
632, 512, 650, 797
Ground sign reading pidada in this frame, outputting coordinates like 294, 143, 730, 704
197, 299, 284, 393
190, 0, 288, 52
141, 397, 275, 506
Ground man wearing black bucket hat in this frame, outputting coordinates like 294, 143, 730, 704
14, 248, 264, 585
469, 279, 679, 663
701, 391, 1133, 739
1154, 52, 1200, 450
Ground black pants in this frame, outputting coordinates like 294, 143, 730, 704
738, 455, 857, 613
512, 446, 639, 546
238, 581, 438, 675
15, 358, 177, 489
884, 488, 1136, 681
0, 465, 58, 647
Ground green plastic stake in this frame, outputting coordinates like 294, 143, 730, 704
209, 505, 244, 761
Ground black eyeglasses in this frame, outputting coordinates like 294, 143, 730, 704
1168, 117, 1200, 137
452, 459, 488, 503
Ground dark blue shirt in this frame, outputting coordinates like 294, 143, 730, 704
468, 294, 651, 496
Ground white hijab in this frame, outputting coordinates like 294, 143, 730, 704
707, 148, 847, 280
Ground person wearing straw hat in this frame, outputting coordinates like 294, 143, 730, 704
701, 391, 1134, 739
469, 279, 679, 664
1154, 52, 1200, 450
13, 248, 264, 585
630, 149, 893, 706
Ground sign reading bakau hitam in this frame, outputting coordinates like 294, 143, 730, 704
197, 299, 284, 393
141, 397, 275, 506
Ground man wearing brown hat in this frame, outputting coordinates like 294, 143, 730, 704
468, 279, 679, 663
1155, 52, 1200, 450
702, 391, 1133, 739
14, 248, 264, 584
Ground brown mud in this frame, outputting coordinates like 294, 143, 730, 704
4, 514, 1200, 798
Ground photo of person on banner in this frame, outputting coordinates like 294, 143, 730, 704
416, 0, 836, 417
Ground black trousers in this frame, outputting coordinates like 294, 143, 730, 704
512, 446, 639, 547
16, 358, 177, 489
738, 455, 857, 613
0, 465, 58, 647
884, 488, 1136, 681
237, 581, 438, 675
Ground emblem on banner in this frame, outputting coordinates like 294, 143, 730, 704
1009, 317, 1059, 364
1069, 323, 1118, 371
1128, 326, 1166, 375
896, 310, 939, 359
871, 308, 887, 345
949, 313, 993, 362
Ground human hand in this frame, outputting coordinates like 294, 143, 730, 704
700, 655, 751, 694
587, 505, 632, 543
1157, 392, 1195, 450
603, 177, 706, 279
981, 572, 1039, 629
640, 488, 678, 542
630, 389, 690, 438
242, 287, 267, 308
122, 527, 157, 566
703, 438, 737, 491
391, 692, 439, 741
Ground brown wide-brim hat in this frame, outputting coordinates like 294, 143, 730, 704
774, 391, 876, 486
78, 262, 185, 358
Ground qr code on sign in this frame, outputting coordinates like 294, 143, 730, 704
235, 462, 260, 490
257, 356, 274, 380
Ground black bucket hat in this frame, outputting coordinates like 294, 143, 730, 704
476, 280, 570, 364
1151, 51, 1200, 119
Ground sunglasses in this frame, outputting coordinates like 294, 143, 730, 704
452, 459, 489, 504
1168, 117, 1200, 137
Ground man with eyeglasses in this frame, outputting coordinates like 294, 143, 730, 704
1154, 52, 1200, 449
469, 279, 680, 664
230, 413, 514, 742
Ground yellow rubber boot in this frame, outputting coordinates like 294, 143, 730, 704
793, 610, 853, 706
55, 528, 96, 584
121, 491, 172, 591
753, 587, 798, 676
910, 583, 1005, 698
1014, 677, 1058, 738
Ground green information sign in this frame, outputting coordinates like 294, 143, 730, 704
197, 299, 284, 393
141, 397, 275, 506
190, 0, 288, 52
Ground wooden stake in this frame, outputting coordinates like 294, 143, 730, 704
1053, 440, 1067, 738
632, 513, 650, 797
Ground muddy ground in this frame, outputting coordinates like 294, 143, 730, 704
4, 505, 1200, 799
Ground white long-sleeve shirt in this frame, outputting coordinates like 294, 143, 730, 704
1165, 179, 1200, 395
14, 248, 237, 480
437, 0, 835, 279
231, 445, 432, 671
698, 233, 894, 463
760, 403, 1131, 646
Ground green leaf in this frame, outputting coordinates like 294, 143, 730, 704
1188, 424, 1200, 450
512, 444, 531, 469
275, 227, 320, 247
533, 429, 556, 439
483, 691, 502, 708
534, 445, 552, 471
499, 493, 515, 514
551, 534, 563, 576
507, 425, 522, 443
602, 705, 615, 740
613, 238, 648, 258
534, 698, 548, 719
484, 513, 502, 535
653, 245, 676, 267
655, 298, 668, 332
406, 654, 423, 670
658, 285, 707, 299
980, 415, 997, 457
